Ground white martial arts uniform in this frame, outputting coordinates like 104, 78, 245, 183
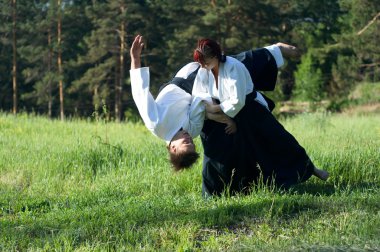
192, 45, 284, 117
130, 67, 205, 144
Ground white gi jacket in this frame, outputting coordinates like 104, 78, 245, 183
130, 67, 205, 144
192, 44, 284, 117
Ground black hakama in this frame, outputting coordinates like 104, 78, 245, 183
234, 93, 314, 189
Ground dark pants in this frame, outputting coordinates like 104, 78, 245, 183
234, 95, 314, 189
231, 48, 278, 91
201, 119, 260, 197
201, 96, 315, 197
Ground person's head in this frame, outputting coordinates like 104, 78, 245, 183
193, 38, 226, 70
167, 130, 200, 171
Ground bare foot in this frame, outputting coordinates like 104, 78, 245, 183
313, 167, 330, 181
276, 42, 301, 60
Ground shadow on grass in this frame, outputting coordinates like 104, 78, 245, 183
288, 182, 336, 196
182, 180, 380, 231
290, 181, 379, 196
2, 180, 379, 250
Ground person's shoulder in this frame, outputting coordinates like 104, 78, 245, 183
160, 84, 188, 96
175, 62, 200, 78
226, 56, 240, 63
225, 56, 245, 69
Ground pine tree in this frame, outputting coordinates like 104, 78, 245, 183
343, 0, 380, 82
0, 0, 38, 113
72, 0, 144, 121
18, 0, 57, 116
0, 0, 13, 111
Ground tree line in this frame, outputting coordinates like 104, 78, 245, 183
0, 0, 379, 121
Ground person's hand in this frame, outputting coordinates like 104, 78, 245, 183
130, 35, 144, 69
204, 102, 220, 113
225, 119, 237, 134
130, 35, 144, 58
205, 111, 212, 120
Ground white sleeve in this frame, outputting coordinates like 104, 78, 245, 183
130, 67, 159, 129
186, 96, 205, 138
192, 68, 209, 96
175, 62, 200, 78
219, 63, 248, 118
264, 44, 284, 68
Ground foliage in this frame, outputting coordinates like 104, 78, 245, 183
294, 50, 324, 102
350, 82, 380, 103
337, 0, 380, 82
0, 0, 379, 119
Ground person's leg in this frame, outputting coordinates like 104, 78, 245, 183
200, 119, 260, 197
313, 167, 330, 181
242, 101, 329, 183
201, 154, 232, 197
235, 100, 328, 188
231, 48, 278, 91
200, 120, 235, 197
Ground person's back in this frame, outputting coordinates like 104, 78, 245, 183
130, 36, 204, 144
130, 68, 193, 143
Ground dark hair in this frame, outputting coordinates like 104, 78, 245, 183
193, 38, 226, 65
169, 150, 200, 171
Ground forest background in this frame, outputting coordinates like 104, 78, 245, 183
0, 0, 379, 121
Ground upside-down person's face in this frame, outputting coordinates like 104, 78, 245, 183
168, 130, 195, 155
202, 57, 218, 70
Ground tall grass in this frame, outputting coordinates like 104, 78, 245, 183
0, 112, 379, 251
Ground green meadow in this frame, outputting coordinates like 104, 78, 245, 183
0, 112, 379, 251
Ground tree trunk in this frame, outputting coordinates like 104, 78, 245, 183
57, 0, 64, 121
93, 85, 99, 112
12, 0, 17, 115
114, 56, 120, 121
116, 19, 125, 122
48, 27, 52, 118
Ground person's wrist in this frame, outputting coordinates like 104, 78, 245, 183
131, 58, 141, 69
131, 57, 140, 63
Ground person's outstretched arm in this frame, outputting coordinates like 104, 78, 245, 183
129, 35, 160, 132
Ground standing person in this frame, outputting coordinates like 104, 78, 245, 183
192, 38, 329, 192
195, 42, 297, 196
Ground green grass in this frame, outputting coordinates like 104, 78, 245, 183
0, 112, 379, 251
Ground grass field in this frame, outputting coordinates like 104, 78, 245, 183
0, 112, 379, 251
